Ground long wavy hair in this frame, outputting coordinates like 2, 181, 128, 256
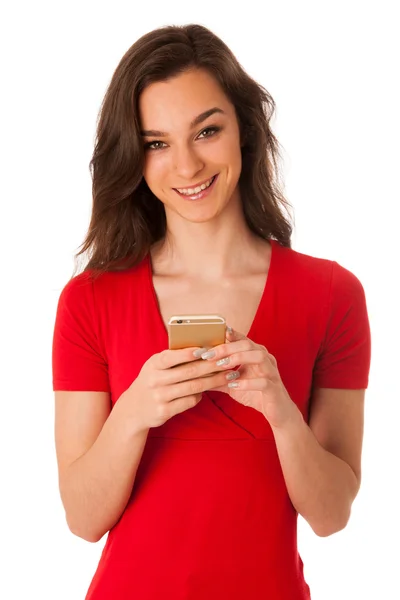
72, 24, 294, 280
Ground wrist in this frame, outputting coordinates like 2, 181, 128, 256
267, 396, 305, 434
114, 391, 150, 438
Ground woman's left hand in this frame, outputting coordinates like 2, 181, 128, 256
205, 327, 299, 429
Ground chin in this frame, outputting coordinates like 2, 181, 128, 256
181, 204, 228, 224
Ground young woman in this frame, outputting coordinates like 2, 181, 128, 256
52, 23, 371, 600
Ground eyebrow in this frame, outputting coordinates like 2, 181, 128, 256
140, 107, 226, 137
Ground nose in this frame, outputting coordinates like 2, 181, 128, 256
172, 144, 205, 181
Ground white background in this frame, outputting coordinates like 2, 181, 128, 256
1, 1, 398, 598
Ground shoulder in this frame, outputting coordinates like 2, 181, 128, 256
56, 271, 94, 314
56, 256, 150, 317
67, 256, 149, 297
274, 240, 366, 299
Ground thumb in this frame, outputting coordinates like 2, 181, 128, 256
225, 325, 247, 342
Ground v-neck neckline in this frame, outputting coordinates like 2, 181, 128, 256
146, 238, 279, 344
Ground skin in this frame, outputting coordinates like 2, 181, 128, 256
140, 67, 243, 229
137, 67, 365, 538
139, 67, 271, 337
54, 67, 364, 546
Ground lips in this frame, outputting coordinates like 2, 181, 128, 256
173, 175, 216, 194
173, 174, 218, 200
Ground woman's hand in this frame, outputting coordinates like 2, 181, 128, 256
204, 327, 299, 429
120, 346, 242, 432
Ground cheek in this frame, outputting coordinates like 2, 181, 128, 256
224, 144, 242, 182
143, 155, 170, 189
217, 135, 242, 168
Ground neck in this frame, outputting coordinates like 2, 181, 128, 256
151, 200, 267, 280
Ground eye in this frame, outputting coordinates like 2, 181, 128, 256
198, 126, 220, 139
144, 140, 166, 151
143, 126, 221, 152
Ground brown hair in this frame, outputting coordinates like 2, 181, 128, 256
72, 24, 294, 280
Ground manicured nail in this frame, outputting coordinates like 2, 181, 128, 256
226, 371, 240, 381
216, 357, 230, 366
201, 350, 216, 360
228, 381, 239, 388
193, 347, 208, 358
227, 326, 233, 334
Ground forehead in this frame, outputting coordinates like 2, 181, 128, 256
138, 68, 233, 128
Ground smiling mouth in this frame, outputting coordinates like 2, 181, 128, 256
173, 175, 217, 196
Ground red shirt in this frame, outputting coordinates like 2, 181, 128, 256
52, 239, 371, 599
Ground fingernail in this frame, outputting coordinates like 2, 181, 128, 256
216, 357, 230, 366
227, 326, 233, 334
201, 350, 216, 360
228, 381, 239, 388
226, 371, 240, 381
193, 347, 208, 358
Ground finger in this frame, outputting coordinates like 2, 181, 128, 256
201, 339, 254, 362
226, 377, 270, 391
160, 357, 227, 386
201, 340, 266, 364
165, 370, 238, 402
211, 349, 272, 373
225, 328, 272, 358
225, 326, 247, 342
227, 350, 269, 371
169, 393, 203, 417
155, 347, 208, 370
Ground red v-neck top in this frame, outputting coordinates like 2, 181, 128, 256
52, 239, 371, 599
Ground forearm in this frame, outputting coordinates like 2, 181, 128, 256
271, 403, 360, 537
60, 394, 149, 543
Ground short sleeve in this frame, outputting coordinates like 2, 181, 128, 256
52, 272, 110, 392
312, 261, 371, 389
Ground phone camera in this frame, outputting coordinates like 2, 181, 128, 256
177, 319, 182, 324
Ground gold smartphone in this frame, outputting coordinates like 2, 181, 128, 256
168, 314, 226, 350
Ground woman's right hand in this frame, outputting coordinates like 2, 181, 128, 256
119, 347, 237, 431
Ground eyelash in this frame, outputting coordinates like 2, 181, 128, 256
144, 126, 221, 151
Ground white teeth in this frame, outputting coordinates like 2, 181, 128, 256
176, 176, 215, 195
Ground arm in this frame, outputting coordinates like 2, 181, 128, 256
55, 390, 149, 543
271, 388, 364, 537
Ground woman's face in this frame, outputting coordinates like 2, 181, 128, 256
139, 68, 243, 224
